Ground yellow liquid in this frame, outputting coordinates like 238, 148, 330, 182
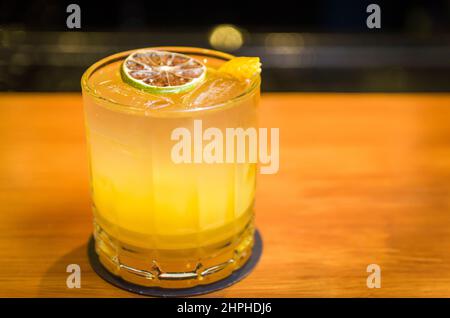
82, 49, 260, 288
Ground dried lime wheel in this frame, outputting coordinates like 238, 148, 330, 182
121, 49, 206, 94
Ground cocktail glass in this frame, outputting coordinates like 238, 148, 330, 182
81, 47, 260, 288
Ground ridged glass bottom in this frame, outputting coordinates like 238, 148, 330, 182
94, 219, 254, 289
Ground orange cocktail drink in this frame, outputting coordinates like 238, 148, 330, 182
81, 47, 260, 288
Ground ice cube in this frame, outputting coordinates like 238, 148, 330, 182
182, 75, 247, 108
144, 95, 174, 110
94, 79, 175, 112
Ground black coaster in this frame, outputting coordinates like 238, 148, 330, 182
87, 230, 263, 297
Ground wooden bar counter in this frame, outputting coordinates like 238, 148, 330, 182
1, 93, 450, 297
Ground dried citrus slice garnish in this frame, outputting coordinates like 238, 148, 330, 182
121, 49, 206, 94
218, 57, 261, 81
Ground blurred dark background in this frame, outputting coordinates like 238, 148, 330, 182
1, 0, 450, 92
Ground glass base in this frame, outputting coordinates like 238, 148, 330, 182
93, 220, 254, 289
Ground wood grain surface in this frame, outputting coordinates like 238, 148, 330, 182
1, 93, 450, 297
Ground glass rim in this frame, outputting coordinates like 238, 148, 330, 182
81, 46, 260, 116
